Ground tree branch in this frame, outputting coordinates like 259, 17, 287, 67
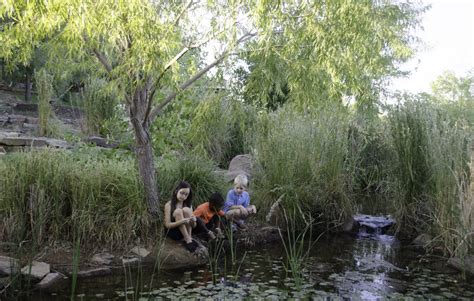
149, 32, 256, 123
172, 0, 194, 27
82, 34, 113, 73
146, 28, 228, 121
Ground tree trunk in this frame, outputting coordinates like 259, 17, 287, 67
129, 85, 160, 218
132, 120, 160, 217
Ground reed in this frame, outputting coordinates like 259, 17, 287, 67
278, 205, 317, 288
0, 149, 149, 249
388, 99, 473, 256
346, 113, 394, 214
252, 104, 354, 230
82, 77, 122, 137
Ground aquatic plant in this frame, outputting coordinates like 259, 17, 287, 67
279, 205, 318, 288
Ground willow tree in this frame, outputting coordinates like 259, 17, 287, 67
0, 0, 424, 216
242, 1, 426, 109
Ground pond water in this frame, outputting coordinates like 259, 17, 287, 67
31, 231, 474, 300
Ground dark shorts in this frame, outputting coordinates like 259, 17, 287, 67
164, 217, 209, 241
165, 227, 183, 241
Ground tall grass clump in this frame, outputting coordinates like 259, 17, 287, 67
347, 112, 394, 214
252, 103, 354, 230
35, 68, 55, 137
0, 149, 150, 249
189, 93, 257, 168
156, 152, 227, 205
388, 99, 473, 257
83, 77, 121, 137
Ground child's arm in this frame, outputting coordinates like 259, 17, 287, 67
223, 190, 235, 212
242, 192, 250, 208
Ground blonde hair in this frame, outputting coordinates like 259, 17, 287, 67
234, 174, 248, 188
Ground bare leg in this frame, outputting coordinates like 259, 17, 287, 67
173, 208, 192, 243
183, 207, 194, 236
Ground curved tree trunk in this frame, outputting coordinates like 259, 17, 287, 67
131, 119, 160, 217
129, 85, 160, 218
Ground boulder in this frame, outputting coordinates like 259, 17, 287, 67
412, 233, 433, 249
0, 256, 18, 276
157, 239, 208, 270
226, 154, 253, 182
35, 272, 66, 290
0, 136, 48, 147
353, 214, 396, 234
447, 256, 474, 275
21, 261, 50, 280
341, 216, 358, 233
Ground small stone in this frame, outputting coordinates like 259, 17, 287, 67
122, 257, 140, 266
130, 246, 151, 258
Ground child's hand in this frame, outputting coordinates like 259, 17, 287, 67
208, 231, 216, 240
248, 205, 257, 214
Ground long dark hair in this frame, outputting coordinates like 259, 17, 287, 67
170, 181, 193, 222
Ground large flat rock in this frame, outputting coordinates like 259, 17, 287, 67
0, 256, 19, 276
21, 261, 50, 280
157, 239, 208, 270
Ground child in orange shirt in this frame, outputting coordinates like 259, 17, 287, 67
193, 192, 227, 239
